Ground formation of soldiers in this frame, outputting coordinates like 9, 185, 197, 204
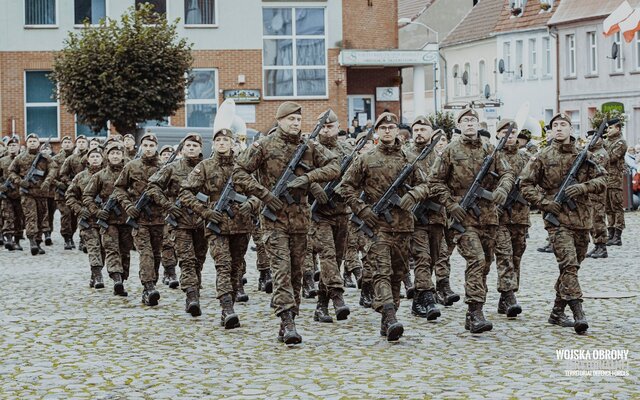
0, 101, 628, 345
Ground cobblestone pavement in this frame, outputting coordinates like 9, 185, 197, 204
0, 213, 638, 399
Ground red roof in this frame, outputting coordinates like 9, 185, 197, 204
441, 0, 504, 47
494, 0, 561, 33
398, 0, 435, 21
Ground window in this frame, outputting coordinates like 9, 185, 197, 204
136, 0, 166, 23
503, 42, 511, 80
25, 71, 58, 139
613, 31, 623, 73
452, 64, 460, 97
262, 7, 327, 98
464, 63, 471, 96
568, 110, 580, 134
587, 32, 598, 75
515, 40, 524, 79
185, 0, 217, 26
542, 36, 551, 77
74, 0, 106, 25
185, 69, 218, 127
76, 117, 108, 137
25, 0, 56, 26
528, 38, 537, 78
478, 60, 486, 95
566, 34, 576, 77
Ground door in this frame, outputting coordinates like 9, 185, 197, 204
348, 95, 375, 132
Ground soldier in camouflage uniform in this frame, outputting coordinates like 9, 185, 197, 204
157, 145, 180, 288
59, 136, 91, 245
430, 109, 514, 334
66, 147, 106, 288
48, 135, 77, 250
338, 112, 432, 341
585, 130, 610, 259
123, 134, 138, 159
251, 220, 272, 293
40, 143, 56, 246
0, 136, 24, 250
521, 113, 606, 334
233, 102, 340, 344
603, 122, 627, 246
8, 133, 53, 255
180, 131, 259, 327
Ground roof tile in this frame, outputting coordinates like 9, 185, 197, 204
441, 0, 504, 47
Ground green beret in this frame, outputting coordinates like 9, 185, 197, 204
276, 101, 302, 119
374, 112, 398, 129
318, 109, 338, 124
411, 115, 432, 130
456, 108, 479, 123
26, 133, 39, 141
105, 142, 124, 154
87, 147, 103, 157
496, 119, 516, 133
140, 132, 158, 144
159, 145, 175, 155
549, 113, 571, 126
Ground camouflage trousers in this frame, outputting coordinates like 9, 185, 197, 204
251, 223, 270, 271
21, 196, 49, 238
435, 226, 457, 283
132, 224, 164, 284
411, 224, 445, 292
162, 225, 177, 269
208, 233, 250, 298
605, 188, 625, 231
56, 200, 77, 237
344, 221, 366, 273
494, 224, 528, 293
590, 199, 607, 244
548, 227, 588, 301
2, 197, 24, 235
305, 216, 348, 294
173, 227, 208, 291
264, 230, 306, 316
101, 224, 133, 280
367, 231, 411, 312
79, 226, 104, 267
454, 225, 497, 305
46, 197, 55, 233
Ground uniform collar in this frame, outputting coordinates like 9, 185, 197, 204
378, 138, 402, 155
460, 134, 482, 148
503, 143, 518, 154
319, 134, 337, 148
215, 150, 234, 165
552, 138, 577, 154
276, 127, 301, 144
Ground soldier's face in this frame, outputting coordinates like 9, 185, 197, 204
89, 140, 100, 150
517, 138, 528, 148
183, 139, 202, 158
87, 152, 103, 166
320, 122, 340, 139
552, 120, 572, 143
214, 136, 232, 155
278, 114, 302, 135
412, 124, 432, 144
8, 142, 19, 154
606, 125, 620, 136
108, 150, 123, 165
497, 128, 518, 146
376, 123, 398, 144
26, 138, 40, 150
61, 139, 73, 151
160, 151, 172, 163
76, 138, 88, 151
124, 137, 136, 149
457, 117, 479, 137
435, 136, 448, 153
41, 147, 52, 156
141, 139, 157, 156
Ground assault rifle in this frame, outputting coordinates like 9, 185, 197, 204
79, 195, 103, 229
96, 195, 122, 229
543, 118, 618, 227
498, 178, 527, 218
262, 110, 331, 222
310, 126, 374, 222
449, 123, 513, 234
412, 200, 443, 225
20, 152, 46, 194
0, 179, 15, 199
352, 132, 443, 238
165, 193, 208, 227
126, 191, 153, 229
205, 177, 248, 234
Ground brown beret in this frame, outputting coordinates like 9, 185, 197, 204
6, 135, 20, 145
159, 145, 175, 155
87, 147, 103, 157
496, 119, 516, 133
411, 115, 432, 130
214, 128, 235, 140
318, 109, 338, 124
456, 108, 479, 123
374, 112, 398, 129
183, 133, 203, 146
26, 133, 39, 141
124, 133, 135, 140
276, 101, 302, 119
61, 136, 72, 142
140, 132, 158, 144
549, 112, 571, 126
75, 135, 88, 142
105, 142, 125, 154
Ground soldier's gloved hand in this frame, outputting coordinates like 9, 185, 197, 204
238, 202, 254, 218
492, 187, 508, 206
203, 209, 224, 224
125, 205, 141, 219
56, 182, 67, 191
565, 183, 588, 199
540, 199, 562, 215
168, 204, 186, 220
287, 174, 310, 189
358, 207, 378, 229
310, 183, 328, 204
263, 192, 284, 213
448, 204, 467, 223
96, 209, 110, 221
19, 180, 30, 189
78, 207, 92, 220
399, 192, 417, 211
40, 181, 51, 192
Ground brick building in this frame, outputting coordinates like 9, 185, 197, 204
0, 0, 400, 144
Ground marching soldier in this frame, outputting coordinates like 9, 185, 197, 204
338, 112, 431, 341
48, 136, 76, 249
520, 113, 606, 334
603, 121, 627, 246
123, 134, 138, 159
585, 130, 610, 259
251, 220, 272, 293
0, 136, 24, 250
59, 135, 91, 248
157, 145, 180, 287
430, 109, 514, 334
40, 142, 56, 246
233, 102, 340, 344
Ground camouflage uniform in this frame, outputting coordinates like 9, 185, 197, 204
603, 129, 627, 234
587, 141, 609, 247
251, 222, 270, 273
1, 151, 25, 244
50, 147, 79, 242
344, 221, 365, 274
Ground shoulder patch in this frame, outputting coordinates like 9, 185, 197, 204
194, 168, 201, 173
252, 142, 260, 148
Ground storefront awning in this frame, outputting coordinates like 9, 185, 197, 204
339, 49, 439, 67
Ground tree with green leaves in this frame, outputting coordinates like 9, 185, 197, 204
427, 111, 456, 140
51, 4, 193, 135
589, 109, 626, 131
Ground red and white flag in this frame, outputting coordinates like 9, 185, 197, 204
620, 8, 640, 42
603, 0, 634, 36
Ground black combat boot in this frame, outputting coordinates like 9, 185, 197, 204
28, 237, 39, 256
591, 244, 608, 258
382, 303, 404, 342
607, 229, 622, 246
258, 269, 273, 293
403, 273, 415, 299
164, 266, 179, 289
497, 293, 507, 315
93, 266, 105, 289
36, 240, 45, 254
63, 235, 73, 250
412, 290, 429, 318
185, 288, 201, 317
537, 242, 553, 253
4, 234, 15, 251
141, 282, 160, 306
606, 227, 615, 243
465, 303, 493, 333
503, 290, 522, 318
220, 294, 240, 329
279, 310, 302, 345
236, 279, 249, 303
353, 267, 363, 289
424, 291, 441, 321
329, 288, 350, 321
111, 273, 128, 296
548, 296, 574, 327
359, 281, 373, 308
568, 299, 588, 334
313, 266, 320, 283
302, 272, 317, 299
79, 238, 87, 253
69, 237, 76, 249
313, 291, 333, 323
14, 236, 23, 251
44, 231, 52, 246
437, 278, 460, 306
343, 270, 356, 288
0, 234, 3, 246
585, 245, 597, 258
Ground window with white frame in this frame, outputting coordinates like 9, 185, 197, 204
542, 36, 551, 77
503, 42, 511, 79
528, 38, 537, 78
515, 40, 524, 79
613, 31, 623, 72
464, 63, 471, 96
587, 31, 598, 75
262, 7, 327, 98
636, 31, 640, 70
478, 60, 486, 95
25, 71, 59, 139
136, 0, 166, 23
186, 69, 218, 128
568, 110, 580, 134
452, 64, 460, 97
74, 0, 106, 25
25, 0, 56, 26
566, 34, 576, 77
185, 0, 217, 26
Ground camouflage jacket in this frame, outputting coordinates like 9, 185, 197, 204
180, 151, 260, 235
520, 139, 606, 230
603, 130, 627, 189
430, 134, 515, 227
338, 139, 431, 234
8, 149, 53, 198
0, 153, 19, 199
59, 149, 88, 187
83, 163, 127, 225
66, 164, 103, 227
588, 141, 610, 205
233, 127, 340, 234
407, 141, 446, 227
146, 156, 202, 230
113, 154, 163, 226
499, 144, 531, 226
314, 134, 352, 218
49, 148, 72, 200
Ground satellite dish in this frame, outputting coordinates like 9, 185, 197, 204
462, 71, 469, 85
484, 84, 491, 99
498, 59, 505, 74
611, 42, 619, 60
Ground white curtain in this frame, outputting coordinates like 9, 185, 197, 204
26, 0, 56, 25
